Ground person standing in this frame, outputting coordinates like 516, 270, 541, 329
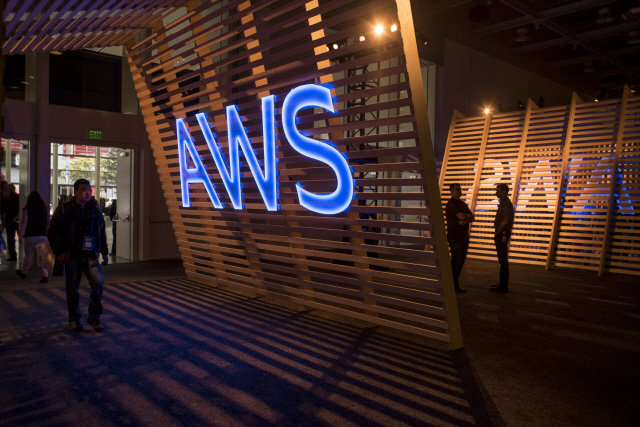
48, 179, 109, 332
16, 191, 50, 283
445, 183, 474, 293
491, 183, 514, 293
109, 199, 117, 256
4, 184, 20, 261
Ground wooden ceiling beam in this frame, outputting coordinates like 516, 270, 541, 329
2, 0, 188, 54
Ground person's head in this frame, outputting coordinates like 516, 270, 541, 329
25, 190, 46, 214
449, 183, 462, 200
496, 183, 509, 199
73, 179, 92, 204
8, 184, 16, 193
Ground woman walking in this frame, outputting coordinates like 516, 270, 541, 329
16, 191, 50, 283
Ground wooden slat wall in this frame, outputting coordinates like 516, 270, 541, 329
2, 0, 191, 54
116, 0, 461, 346
440, 88, 640, 276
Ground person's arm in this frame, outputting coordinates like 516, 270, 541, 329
47, 204, 69, 263
495, 218, 509, 234
18, 210, 28, 244
99, 211, 109, 265
457, 211, 475, 224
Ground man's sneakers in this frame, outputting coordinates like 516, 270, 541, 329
16, 270, 26, 279
39, 277, 48, 283
87, 320, 104, 332
69, 322, 84, 332
455, 286, 467, 293
490, 284, 508, 293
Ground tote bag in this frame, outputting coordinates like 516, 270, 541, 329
35, 239, 56, 277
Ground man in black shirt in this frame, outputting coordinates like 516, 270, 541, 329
445, 183, 474, 293
491, 183, 514, 293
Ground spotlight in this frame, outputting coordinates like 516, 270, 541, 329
484, 108, 490, 114
332, 43, 339, 50
375, 25, 383, 35
415, 30, 429, 46
391, 24, 397, 32
359, 36, 365, 42
596, 8, 612, 24
515, 27, 529, 42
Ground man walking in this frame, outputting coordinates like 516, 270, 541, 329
4, 184, 20, 261
48, 179, 109, 332
445, 183, 474, 293
491, 183, 514, 293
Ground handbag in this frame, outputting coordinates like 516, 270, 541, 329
35, 239, 56, 278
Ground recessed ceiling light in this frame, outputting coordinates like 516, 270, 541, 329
515, 27, 529, 42
596, 8, 612, 24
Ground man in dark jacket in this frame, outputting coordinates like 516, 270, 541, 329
445, 183, 474, 293
48, 179, 109, 332
4, 184, 20, 261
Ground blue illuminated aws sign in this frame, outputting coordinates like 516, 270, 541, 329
177, 84, 354, 215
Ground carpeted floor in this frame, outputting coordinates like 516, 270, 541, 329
0, 258, 638, 426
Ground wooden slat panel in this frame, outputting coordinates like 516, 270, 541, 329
440, 87, 640, 276
116, 0, 462, 346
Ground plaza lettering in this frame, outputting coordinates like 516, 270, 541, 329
177, 84, 354, 215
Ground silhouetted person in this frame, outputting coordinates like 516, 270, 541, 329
48, 179, 109, 332
109, 199, 117, 256
4, 184, 20, 261
491, 183, 514, 293
445, 183, 474, 293
16, 191, 50, 283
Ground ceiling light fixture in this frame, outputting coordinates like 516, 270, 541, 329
332, 43, 339, 50
359, 35, 365, 42
390, 24, 397, 32
515, 27, 529, 42
596, 8, 612, 24
375, 25, 383, 35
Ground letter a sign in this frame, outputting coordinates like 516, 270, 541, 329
177, 85, 354, 215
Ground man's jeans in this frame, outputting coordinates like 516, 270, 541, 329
65, 256, 104, 324
494, 230, 512, 289
448, 235, 469, 287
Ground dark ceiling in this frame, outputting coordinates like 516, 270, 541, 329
411, 0, 640, 99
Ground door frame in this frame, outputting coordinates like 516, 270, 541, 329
50, 138, 139, 261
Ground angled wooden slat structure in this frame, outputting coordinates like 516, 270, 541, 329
440, 88, 640, 276
3, 0, 463, 348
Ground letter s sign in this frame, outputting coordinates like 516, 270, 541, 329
282, 85, 354, 215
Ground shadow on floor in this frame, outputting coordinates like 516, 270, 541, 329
0, 277, 501, 427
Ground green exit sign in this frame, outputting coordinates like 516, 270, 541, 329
88, 130, 103, 140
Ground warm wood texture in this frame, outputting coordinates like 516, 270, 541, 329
440, 89, 640, 276
2, 0, 193, 54
2, 0, 463, 347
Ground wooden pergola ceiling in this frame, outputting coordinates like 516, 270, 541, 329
2, 0, 190, 55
